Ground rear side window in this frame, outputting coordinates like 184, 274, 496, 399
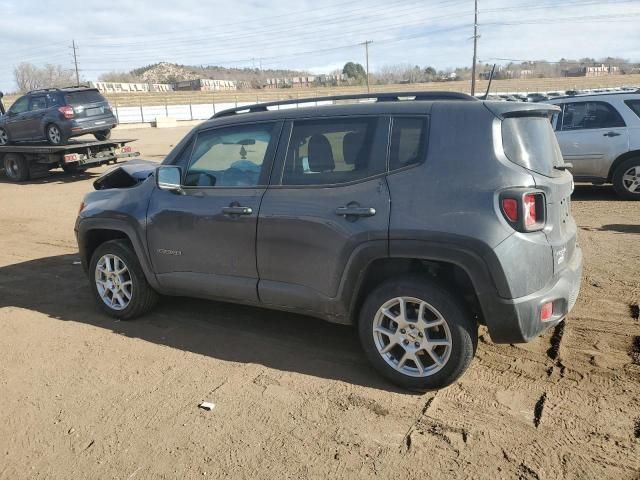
625, 100, 640, 119
64, 90, 106, 106
389, 117, 428, 170
282, 117, 386, 186
560, 101, 625, 130
502, 116, 564, 177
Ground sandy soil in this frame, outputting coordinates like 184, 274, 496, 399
0, 126, 638, 480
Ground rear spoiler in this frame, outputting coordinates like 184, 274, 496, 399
483, 102, 560, 120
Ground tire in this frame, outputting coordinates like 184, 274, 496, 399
3, 153, 30, 182
94, 130, 111, 141
46, 123, 67, 146
89, 240, 158, 320
0, 127, 10, 146
612, 157, 640, 200
358, 277, 477, 391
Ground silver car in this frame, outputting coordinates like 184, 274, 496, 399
548, 92, 640, 199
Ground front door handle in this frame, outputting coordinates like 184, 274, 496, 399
222, 205, 253, 215
335, 206, 376, 217
603, 131, 621, 137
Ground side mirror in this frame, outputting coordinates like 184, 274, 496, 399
156, 166, 183, 193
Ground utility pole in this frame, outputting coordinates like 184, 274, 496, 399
72, 39, 80, 86
361, 40, 372, 93
471, 0, 478, 96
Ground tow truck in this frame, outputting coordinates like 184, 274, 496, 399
0, 91, 139, 182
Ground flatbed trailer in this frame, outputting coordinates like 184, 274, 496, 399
0, 139, 140, 182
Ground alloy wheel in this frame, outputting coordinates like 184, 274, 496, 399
622, 166, 640, 193
95, 254, 133, 311
47, 125, 61, 144
372, 296, 452, 377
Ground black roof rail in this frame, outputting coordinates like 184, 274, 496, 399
212, 91, 476, 118
27, 85, 94, 95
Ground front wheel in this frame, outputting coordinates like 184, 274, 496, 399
90, 240, 158, 319
46, 124, 67, 145
612, 158, 640, 200
94, 130, 111, 141
358, 277, 477, 391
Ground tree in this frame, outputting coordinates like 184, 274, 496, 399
342, 62, 367, 83
14, 63, 77, 92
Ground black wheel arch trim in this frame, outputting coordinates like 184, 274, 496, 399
608, 150, 640, 182
76, 217, 161, 291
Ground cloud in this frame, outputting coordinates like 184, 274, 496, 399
1, 0, 639, 91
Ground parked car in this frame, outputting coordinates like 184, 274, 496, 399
526, 93, 550, 103
0, 87, 117, 146
75, 92, 582, 391
548, 92, 640, 199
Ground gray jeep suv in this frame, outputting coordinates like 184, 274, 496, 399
0, 87, 117, 146
75, 92, 582, 391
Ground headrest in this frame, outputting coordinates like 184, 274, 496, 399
307, 134, 335, 172
342, 131, 366, 166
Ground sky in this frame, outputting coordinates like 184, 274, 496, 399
2, 0, 640, 92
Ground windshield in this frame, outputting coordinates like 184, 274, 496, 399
502, 116, 565, 177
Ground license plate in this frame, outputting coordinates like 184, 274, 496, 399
87, 107, 104, 116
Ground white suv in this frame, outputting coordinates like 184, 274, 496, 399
548, 92, 640, 199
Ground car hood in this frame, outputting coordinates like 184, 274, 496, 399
93, 159, 157, 190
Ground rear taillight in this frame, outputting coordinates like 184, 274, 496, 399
540, 302, 553, 322
58, 105, 74, 119
500, 191, 545, 232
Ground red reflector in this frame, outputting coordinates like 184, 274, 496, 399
541, 302, 553, 322
121, 146, 131, 153
63, 154, 78, 163
524, 194, 537, 226
502, 198, 518, 222
58, 105, 74, 119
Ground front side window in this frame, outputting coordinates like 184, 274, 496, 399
389, 117, 428, 171
29, 96, 47, 111
561, 101, 626, 130
9, 96, 29, 115
625, 99, 640, 119
282, 117, 385, 186
184, 123, 277, 187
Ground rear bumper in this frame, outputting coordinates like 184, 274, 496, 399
63, 116, 118, 136
484, 245, 582, 343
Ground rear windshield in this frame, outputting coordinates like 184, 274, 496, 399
625, 100, 640, 119
64, 90, 106, 106
502, 116, 564, 177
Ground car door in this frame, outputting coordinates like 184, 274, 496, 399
4, 96, 30, 140
256, 116, 390, 315
26, 95, 48, 139
146, 121, 282, 303
554, 100, 629, 179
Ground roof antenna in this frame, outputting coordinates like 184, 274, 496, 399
482, 64, 496, 100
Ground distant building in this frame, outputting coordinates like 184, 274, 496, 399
173, 79, 238, 91
90, 81, 173, 93
263, 76, 317, 88
563, 64, 620, 77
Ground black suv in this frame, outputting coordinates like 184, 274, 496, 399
0, 87, 117, 146
75, 92, 582, 391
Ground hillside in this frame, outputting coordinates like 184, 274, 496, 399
129, 62, 309, 85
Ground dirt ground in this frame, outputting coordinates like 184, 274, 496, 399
0, 126, 638, 480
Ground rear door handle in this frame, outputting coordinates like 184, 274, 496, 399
222, 206, 253, 215
335, 206, 376, 217
603, 131, 621, 137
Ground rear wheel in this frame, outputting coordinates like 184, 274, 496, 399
612, 157, 640, 200
62, 164, 84, 174
0, 127, 10, 146
89, 240, 158, 319
94, 130, 111, 141
3, 153, 30, 182
358, 277, 477, 391
46, 123, 67, 146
